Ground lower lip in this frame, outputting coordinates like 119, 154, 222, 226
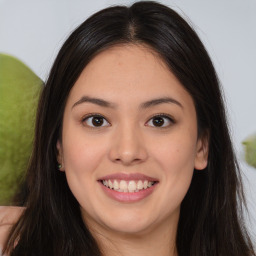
99, 181, 157, 203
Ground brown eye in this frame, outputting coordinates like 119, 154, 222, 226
146, 115, 174, 128
83, 115, 110, 127
152, 117, 164, 127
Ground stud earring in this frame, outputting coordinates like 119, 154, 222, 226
58, 164, 62, 169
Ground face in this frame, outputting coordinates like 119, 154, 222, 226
57, 44, 208, 237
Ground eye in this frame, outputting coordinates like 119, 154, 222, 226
146, 114, 174, 128
82, 114, 110, 128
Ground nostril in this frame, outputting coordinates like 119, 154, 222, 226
108, 136, 148, 165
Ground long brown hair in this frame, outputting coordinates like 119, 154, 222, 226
4, 1, 255, 255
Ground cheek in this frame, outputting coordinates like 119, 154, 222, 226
62, 129, 108, 173
150, 148, 195, 219
149, 131, 197, 205
61, 135, 108, 208
152, 134, 197, 174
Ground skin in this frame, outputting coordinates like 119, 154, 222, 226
0, 207, 24, 251
57, 44, 208, 256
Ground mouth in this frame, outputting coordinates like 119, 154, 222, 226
98, 173, 159, 203
99, 179, 158, 193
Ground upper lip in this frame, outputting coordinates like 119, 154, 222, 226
98, 173, 158, 182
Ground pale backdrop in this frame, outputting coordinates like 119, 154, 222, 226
0, 0, 255, 239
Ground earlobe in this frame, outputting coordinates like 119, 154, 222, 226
194, 135, 209, 170
56, 140, 65, 171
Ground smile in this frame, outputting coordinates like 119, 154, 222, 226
98, 173, 158, 202
101, 179, 156, 193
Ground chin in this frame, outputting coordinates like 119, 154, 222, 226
98, 212, 159, 236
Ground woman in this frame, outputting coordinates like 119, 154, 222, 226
0, 1, 255, 255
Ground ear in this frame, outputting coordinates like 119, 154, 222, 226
56, 140, 65, 171
194, 133, 209, 170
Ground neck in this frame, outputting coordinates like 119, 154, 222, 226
100, 231, 178, 256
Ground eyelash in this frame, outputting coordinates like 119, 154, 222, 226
81, 113, 175, 128
146, 113, 175, 128
81, 113, 110, 128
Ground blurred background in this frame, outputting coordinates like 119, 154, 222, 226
0, 0, 255, 238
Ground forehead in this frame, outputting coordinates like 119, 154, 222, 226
66, 44, 193, 108
81, 44, 168, 82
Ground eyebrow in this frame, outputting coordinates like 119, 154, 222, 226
72, 96, 183, 109
140, 97, 183, 109
72, 96, 116, 109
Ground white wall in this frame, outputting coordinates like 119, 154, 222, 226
1, 0, 255, 239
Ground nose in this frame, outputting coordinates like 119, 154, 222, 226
108, 123, 148, 166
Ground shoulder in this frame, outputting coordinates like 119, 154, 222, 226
0, 206, 24, 226
0, 206, 25, 253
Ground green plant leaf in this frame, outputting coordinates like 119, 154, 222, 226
0, 53, 43, 205
243, 134, 256, 169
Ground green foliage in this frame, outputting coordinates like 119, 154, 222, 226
0, 53, 43, 205
243, 134, 256, 169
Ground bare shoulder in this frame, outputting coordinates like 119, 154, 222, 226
0, 206, 25, 253
0, 206, 24, 226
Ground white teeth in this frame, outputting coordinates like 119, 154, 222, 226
120, 180, 128, 191
128, 181, 137, 192
103, 180, 108, 186
108, 180, 113, 189
137, 180, 143, 190
102, 179, 156, 192
113, 180, 119, 190
148, 181, 153, 187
